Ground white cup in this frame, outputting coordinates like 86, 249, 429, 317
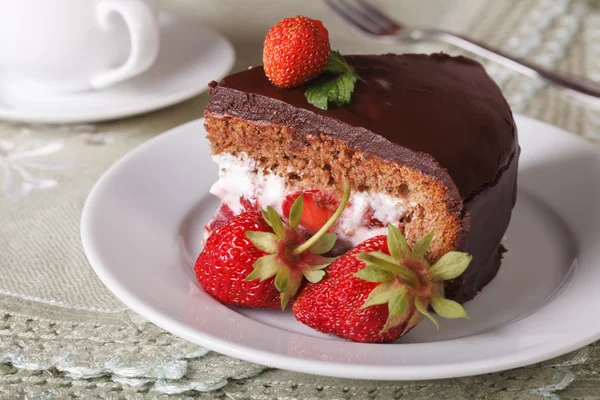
0, 0, 160, 94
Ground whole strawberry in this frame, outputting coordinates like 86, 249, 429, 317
195, 212, 280, 308
195, 184, 351, 309
293, 225, 472, 343
263, 15, 330, 88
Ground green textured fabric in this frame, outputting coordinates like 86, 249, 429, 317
1, 0, 600, 398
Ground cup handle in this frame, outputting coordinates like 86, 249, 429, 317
90, 0, 160, 90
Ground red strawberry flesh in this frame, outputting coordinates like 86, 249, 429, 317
263, 15, 330, 88
293, 236, 413, 343
203, 203, 235, 239
195, 212, 282, 309
281, 190, 338, 234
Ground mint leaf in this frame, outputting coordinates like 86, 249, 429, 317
305, 50, 358, 110
325, 50, 353, 75
305, 84, 329, 110
306, 73, 357, 110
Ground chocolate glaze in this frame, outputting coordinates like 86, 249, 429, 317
446, 148, 519, 302
206, 53, 519, 303
207, 53, 517, 200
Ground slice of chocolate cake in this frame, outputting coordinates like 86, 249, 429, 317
203, 53, 519, 303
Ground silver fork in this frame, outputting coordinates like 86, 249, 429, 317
325, 0, 600, 106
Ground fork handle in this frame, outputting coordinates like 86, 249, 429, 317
412, 29, 600, 104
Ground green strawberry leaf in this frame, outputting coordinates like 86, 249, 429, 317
305, 50, 358, 110
303, 269, 326, 284
355, 265, 394, 282
365, 251, 398, 266
388, 287, 408, 318
415, 297, 439, 331
302, 254, 336, 270
245, 231, 279, 253
412, 230, 434, 259
380, 287, 409, 334
430, 294, 469, 319
359, 281, 396, 310
245, 254, 281, 282
274, 267, 289, 293
280, 292, 292, 311
288, 194, 304, 230
262, 206, 286, 240
309, 233, 337, 255
280, 272, 303, 311
356, 252, 417, 284
429, 251, 472, 281
387, 224, 410, 261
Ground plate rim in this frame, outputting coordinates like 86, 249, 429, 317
81, 114, 600, 380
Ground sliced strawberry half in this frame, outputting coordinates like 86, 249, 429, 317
282, 190, 339, 233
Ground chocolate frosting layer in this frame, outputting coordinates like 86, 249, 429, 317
207, 53, 517, 199
446, 147, 519, 302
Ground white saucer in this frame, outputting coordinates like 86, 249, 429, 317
0, 13, 235, 124
81, 115, 600, 380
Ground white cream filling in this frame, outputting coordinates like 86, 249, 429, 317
210, 153, 411, 246
209, 153, 285, 214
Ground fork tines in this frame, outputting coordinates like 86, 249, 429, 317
324, 0, 402, 36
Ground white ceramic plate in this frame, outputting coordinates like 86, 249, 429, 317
0, 14, 235, 124
81, 115, 600, 380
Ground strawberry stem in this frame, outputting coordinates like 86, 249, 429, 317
292, 183, 351, 255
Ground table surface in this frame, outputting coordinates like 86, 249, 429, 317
1, 0, 600, 399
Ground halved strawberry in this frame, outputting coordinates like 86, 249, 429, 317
282, 190, 339, 233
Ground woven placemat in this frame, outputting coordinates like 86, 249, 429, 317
1, 0, 599, 398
